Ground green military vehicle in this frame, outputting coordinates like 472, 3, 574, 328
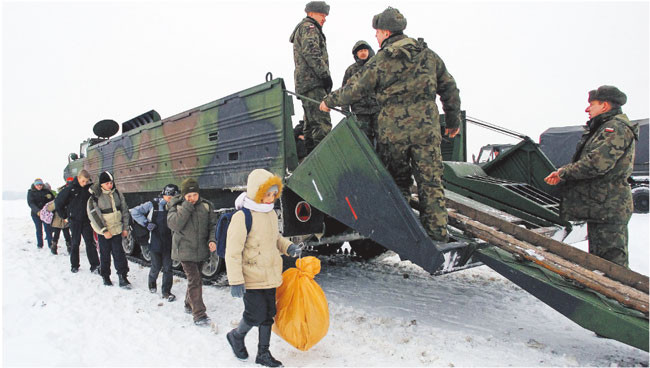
64, 76, 648, 351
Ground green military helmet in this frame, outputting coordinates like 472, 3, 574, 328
372, 7, 407, 32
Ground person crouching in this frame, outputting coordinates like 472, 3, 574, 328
87, 171, 132, 288
225, 169, 303, 367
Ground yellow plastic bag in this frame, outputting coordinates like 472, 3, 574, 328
273, 256, 329, 351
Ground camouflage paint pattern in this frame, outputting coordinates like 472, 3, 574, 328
64, 79, 298, 208
324, 34, 462, 240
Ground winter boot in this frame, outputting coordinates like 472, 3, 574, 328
65, 241, 72, 253
227, 319, 253, 360
103, 275, 113, 286
255, 325, 282, 367
148, 280, 157, 293
194, 315, 211, 326
118, 274, 132, 289
162, 292, 176, 302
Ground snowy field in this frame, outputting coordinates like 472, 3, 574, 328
2, 199, 648, 367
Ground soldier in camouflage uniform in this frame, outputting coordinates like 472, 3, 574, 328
289, 1, 332, 154
320, 7, 461, 242
545, 86, 638, 268
342, 40, 380, 145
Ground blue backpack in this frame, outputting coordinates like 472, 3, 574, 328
215, 208, 252, 258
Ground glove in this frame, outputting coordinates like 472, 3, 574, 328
146, 222, 157, 231
231, 284, 246, 298
287, 242, 304, 257
323, 76, 333, 93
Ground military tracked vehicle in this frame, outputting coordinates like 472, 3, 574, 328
64, 76, 648, 351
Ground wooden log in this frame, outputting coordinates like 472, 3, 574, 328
448, 209, 649, 315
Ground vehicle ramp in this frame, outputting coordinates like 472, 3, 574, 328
286, 115, 649, 352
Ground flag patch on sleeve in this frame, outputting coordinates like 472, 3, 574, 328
605, 128, 615, 133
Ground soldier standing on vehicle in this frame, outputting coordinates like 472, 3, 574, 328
130, 184, 179, 302
167, 178, 217, 326
319, 7, 462, 242
289, 1, 332, 155
55, 170, 101, 273
342, 40, 380, 146
87, 171, 132, 288
27, 178, 55, 250
545, 86, 637, 268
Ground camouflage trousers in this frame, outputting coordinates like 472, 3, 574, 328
377, 135, 448, 241
301, 87, 331, 153
355, 112, 378, 147
587, 222, 629, 268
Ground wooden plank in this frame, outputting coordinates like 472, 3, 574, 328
446, 195, 649, 294
448, 209, 649, 314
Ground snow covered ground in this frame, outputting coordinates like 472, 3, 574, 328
2, 199, 648, 366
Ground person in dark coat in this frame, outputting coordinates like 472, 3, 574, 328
130, 184, 179, 301
55, 170, 100, 273
27, 178, 55, 249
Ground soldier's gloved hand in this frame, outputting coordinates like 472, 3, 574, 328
146, 222, 157, 231
231, 284, 246, 298
323, 76, 333, 93
288, 242, 305, 257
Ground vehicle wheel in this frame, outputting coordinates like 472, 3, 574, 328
632, 186, 649, 213
349, 239, 387, 260
316, 242, 342, 255
201, 253, 224, 280
140, 244, 152, 263
122, 231, 139, 256
172, 259, 182, 270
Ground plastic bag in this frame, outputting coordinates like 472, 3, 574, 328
273, 256, 329, 351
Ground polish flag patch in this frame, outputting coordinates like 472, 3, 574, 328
605, 128, 615, 133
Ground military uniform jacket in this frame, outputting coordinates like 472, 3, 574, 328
87, 183, 130, 236
342, 42, 379, 116
167, 195, 217, 262
325, 34, 461, 141
289, 16, 330, 94
559, 109, 638, 223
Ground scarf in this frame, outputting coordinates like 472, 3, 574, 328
234, 192, 275, 213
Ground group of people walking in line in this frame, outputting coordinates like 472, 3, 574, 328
25, 2, 638, 366
28, 168, 303, 367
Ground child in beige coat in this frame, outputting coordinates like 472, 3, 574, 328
225, 169, 303, 367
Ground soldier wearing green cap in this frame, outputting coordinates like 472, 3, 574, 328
320, 7, 462, 242
545, 86, 639, 267
290, 1, 332, 155
545, 85, 638, 268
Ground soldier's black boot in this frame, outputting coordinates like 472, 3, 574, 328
255, 325, 282, 367
227, 319, 252, 360
118, 274, 132, 289
102, 275, 113, 286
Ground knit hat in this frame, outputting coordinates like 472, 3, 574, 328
99, 171, 114, 185
588, 85, 627, 106
33, 178, 44, 186
181, 178, 199, 196
162, 183, 180, 197
305, 1, 329, 15
372, 7, 407, 32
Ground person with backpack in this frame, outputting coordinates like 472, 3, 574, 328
27, 178, 55, 250
167, 178, 217, 326
49, 179, 73, 255
225, 168, 303, 367
130, 184, 180, 301
87, 171, 132, 288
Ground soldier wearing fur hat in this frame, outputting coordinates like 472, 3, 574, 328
290, 1, 332, 155
320, 7, 462, 242
167, 178, 217, 326
342, 40, 380, 145
87, 171, 132, 288
545, 86, 638, 267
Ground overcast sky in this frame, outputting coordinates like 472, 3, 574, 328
2, 0, 649, 192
